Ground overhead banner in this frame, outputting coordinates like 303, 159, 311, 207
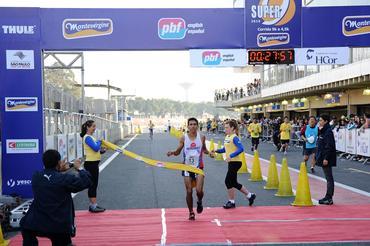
245, 0, 301, 48
295, 47, 350, 65
189, 49, 247, 67
302, 6, 370, 47
40, 8, 245, 50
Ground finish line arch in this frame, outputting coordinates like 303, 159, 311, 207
0, 7, 244, 197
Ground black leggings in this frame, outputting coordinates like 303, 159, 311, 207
22, 229, 72, 246
225, 161, 242, 190
84, 161, 100, 198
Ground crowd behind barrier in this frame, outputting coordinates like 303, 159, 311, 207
202, 114, 370, 164
214, 79, 261, 102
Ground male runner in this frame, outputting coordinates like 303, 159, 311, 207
167, 117, 209, 220
248, 118, 262, 152
301, 116, 318, 173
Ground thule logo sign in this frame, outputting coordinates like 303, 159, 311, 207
2, 25, 36, 35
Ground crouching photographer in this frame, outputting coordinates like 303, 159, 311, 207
21, 149, 92, 246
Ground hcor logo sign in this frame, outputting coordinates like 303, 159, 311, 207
202, 51, 221, 65
158, 18, 187, 40
251, 0, 296, 26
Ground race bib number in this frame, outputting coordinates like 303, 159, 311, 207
185, 155, 199, 167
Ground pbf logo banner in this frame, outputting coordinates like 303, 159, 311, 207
158, 18, 205, 40
5, 97, 38, 112
245, 0, 301, 48
158, 18, 187, 40
189, 49, 247, 67
63, 19, 113, 39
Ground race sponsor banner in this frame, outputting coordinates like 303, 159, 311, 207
6, 139, 39, 154
57, 134, 67, 161
76, 133, 83, 158
5, 97, 38, 112
302, 6, 370, 47
6, 50, 35, 69
45, 135, 55, 150
245, 0, 301, 48
345, 129, 357, 154
295, 47, 350, 65
67, 133, 76, 162
356, 129, 370, 157
189, 49, 247, 67
40, 8, 244, 50
335, 129, 346, 152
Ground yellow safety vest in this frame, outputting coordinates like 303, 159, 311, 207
83, 134, 101, 162
224, 133, 242, 162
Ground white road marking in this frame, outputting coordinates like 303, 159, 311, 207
161, 208, 167, 246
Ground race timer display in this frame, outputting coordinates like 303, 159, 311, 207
248, 50, 295, 65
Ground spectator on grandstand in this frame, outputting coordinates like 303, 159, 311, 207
21, 150, 92, 245
317, 114, 336, 205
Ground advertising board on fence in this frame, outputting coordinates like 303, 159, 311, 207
67, 133, 76, 162
345, 129, 357, 154
335, 129, 346, 152
357, 129, 370, 157
57, 134, 67, 161
76, 133, 83, 159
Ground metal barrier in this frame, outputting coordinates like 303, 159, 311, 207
44, 108, 125, 143
261, 123, 273, 143
290, 125, 304, 148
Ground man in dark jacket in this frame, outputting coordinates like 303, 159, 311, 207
316, 114, 336, 205
21, 149, 92, 245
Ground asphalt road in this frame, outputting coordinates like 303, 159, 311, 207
73, 132, 370, 211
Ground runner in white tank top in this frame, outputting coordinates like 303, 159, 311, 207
167, 117, 209, 220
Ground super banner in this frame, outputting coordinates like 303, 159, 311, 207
102, 140, 204, 176
302, 6, 370, 47
245, 0, 301, 48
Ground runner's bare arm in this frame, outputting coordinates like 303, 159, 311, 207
167, 136, 185, 156
201, 135, 209, 155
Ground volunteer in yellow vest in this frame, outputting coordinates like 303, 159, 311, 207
80, 120, 106, 213
280, 116, 292, 155
248, 118, 262, 152
211, 119, 256, 209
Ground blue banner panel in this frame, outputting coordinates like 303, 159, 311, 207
40, 8, 245, 50
302, 6, 370, 47
245, 0, 301, 49
0, 8, 44, 198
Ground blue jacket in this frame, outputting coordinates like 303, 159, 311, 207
20, 168, 92, 234
316, 123, 337, 167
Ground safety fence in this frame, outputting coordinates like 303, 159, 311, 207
44, 108, 127, 162
334, 128, 370, 163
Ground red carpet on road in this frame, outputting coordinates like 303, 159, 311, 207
10, 205, 370, 245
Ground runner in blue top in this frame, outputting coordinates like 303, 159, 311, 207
301, 116, 318, 173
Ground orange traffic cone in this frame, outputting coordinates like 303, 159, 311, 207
264, 154, 279, 189
209, 139, 215, 152
0, 225, 9, 246
238, 151, 249, 174
275, 158, 294, 197
249, 150, 263, 181
292, 162, 314, 206
215, 141, 224, 161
